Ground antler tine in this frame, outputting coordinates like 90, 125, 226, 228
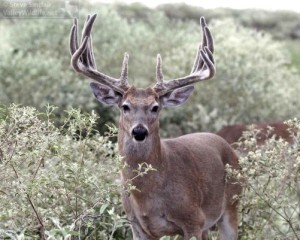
87, 34, 97, 69
200, 17, 208, 48
156, 54, 164, 86
69, 18, 78, 55
78, 15, 97, 69
191, 44, 202, 74
80, 15, 94, 68
191, 18, 207, 74
81, 15, 91, 42
200, 47, 215, 78
70, 14, 130, 94
153, 16, 215, 96
191, 17, 214, 73
120, 53, 129, 86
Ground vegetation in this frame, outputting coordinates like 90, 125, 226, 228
0, 2, 299, 239
0, 102, 299, 239
0, 105, 130, 239
228, 119, 300, 239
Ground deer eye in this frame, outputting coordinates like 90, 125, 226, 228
151, 105, 159, 113
122, 104, 130, 112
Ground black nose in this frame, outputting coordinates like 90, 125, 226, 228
132, 126, 148, 141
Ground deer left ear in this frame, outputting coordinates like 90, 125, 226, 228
160, 85, 194, 108
90, 82, 122, 106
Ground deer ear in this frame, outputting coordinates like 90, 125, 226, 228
90, 82, 122, 106
160, 85, 194, 108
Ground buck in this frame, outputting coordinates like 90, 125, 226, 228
70, 14, 242, 240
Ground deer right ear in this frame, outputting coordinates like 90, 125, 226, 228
90, 82, 122, 106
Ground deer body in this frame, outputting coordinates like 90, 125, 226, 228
122, 136, 240, 239
117, 88, 241, 239
70, 15, 242, 239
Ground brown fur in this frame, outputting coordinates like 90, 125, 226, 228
216, 121, 295, 148
118, 88, 242, 240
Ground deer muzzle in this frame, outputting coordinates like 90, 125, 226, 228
132, 125, 149, 142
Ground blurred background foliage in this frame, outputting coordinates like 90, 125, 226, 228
0, 2, 300, 136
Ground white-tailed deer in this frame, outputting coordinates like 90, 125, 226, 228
70, 14, 242, 240
216, 121, 295, 148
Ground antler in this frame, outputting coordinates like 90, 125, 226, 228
70, 14, 130, 94
153, 17, 215, 96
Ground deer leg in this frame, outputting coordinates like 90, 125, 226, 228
183, 230, 203, 240
184, 228, 210, 240
202, 230, 209, 240
217, 202, 239, 240
169, 208, 206, 240
131, 220, 158, 240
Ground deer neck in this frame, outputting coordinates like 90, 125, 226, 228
118, 124, 164, 194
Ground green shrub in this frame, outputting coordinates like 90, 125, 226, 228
0, 104, 131, 239
1, 105, 299, 239
227, 119, 300, 239
156, 4, 300, 40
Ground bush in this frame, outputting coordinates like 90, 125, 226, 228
0, 104, 131, 239
156, 4, 300, 40
1, 105, 299, 239
227, 119, 300, 239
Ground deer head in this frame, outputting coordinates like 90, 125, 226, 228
70, 14, 215, 144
